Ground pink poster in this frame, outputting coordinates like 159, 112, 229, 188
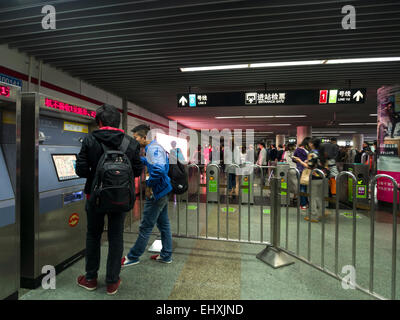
376, 170, 400, 203
377, 85, 400, 204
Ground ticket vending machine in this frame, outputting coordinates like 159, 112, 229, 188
20, 93, 97, 288
0, 83, 20, 299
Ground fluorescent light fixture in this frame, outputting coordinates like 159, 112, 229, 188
313, 131, 357, 134
244, 116, 274, 118
326, 57, 400, 64
181, 57, 400, 72
369, 114, 377, 116
268, 124, 291, 126
180, 64, 248, 72
250, 60, 324, 68
274, 115, 307, 118
215, 116, 244, 119
339, 123, 377, 126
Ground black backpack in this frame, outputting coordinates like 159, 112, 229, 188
89, 136, 135, 213
168, 150, 188, 195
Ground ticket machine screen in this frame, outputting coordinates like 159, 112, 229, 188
51, 154, 79, 181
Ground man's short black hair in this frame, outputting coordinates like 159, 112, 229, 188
95, 104, 120, 128
330, 137, 337, 142
131, 124, 150, 138
257, 141, 265, 148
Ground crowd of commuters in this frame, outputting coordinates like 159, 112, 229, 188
191, 137, 376, 223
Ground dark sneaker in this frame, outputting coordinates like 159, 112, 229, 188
121, 255, 140, 267
150, 254, 172, 264
107, 279, 121, 295
77, 275, 97, 291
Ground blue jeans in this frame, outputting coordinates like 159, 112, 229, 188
127, 195, 172, 262
300, 184, 308, 207
228, 173, 236, 191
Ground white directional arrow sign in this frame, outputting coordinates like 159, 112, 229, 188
353, 90, 364, 102
179, 96, 188, 106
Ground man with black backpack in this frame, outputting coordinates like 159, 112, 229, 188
122, 124, 174, 267
75, 104, 143, 295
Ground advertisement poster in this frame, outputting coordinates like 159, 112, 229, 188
377, 85, 400, 203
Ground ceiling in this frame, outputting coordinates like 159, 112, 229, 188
1, 0, 399, 140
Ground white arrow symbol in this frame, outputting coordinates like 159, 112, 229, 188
179, 96, 188, 106
353, 90, 364, 102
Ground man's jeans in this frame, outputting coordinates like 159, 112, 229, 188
127, 194, 172, 262
85, 202, 126, 284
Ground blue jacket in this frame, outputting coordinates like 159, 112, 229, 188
143, 140, 172, 200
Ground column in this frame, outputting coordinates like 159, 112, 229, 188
276, 134, 285, 146
297, 126, 312, 146
352, 134, 364, 151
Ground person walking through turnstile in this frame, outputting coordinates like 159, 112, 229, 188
76, 104, 143, 295
293, 138, 329, 223
322, 137, 339, 208
293, 137, 311, 210
122, 124, 173, 268
256, 142, 268, 185
282, 143, 298, 205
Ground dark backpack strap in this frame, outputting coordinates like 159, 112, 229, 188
119, 136, 130, 154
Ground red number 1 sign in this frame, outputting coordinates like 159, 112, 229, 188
319, 90, 328, 104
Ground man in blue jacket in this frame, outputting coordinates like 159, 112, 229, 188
122, 124, 173, 266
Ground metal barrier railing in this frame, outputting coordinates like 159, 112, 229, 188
370, 174, 398, 300
122, 163, 399, 300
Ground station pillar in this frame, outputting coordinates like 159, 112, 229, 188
276, 134, 285, 147
297, 126, 312, 146
352, 134, 364, 151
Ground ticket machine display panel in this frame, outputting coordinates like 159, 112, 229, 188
51, 154, 79, 182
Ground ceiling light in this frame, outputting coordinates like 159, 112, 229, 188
326, 57, 400, 64
369, 114, 377, 116
181, 57, 400, 72
215, 116, 244, 119
274, 115, 307, 118
268, 124, 291, 126
250, 60, 325, 68
339, 123, 377, 126
180, 64, 248, 72
244, 116, 274, 118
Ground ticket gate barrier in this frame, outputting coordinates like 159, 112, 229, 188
20, 93, 97, 288
240, 165, 254, 204
0, 83, 20, 300
206, 164, 220, 203
344, 163, 370, 205
277, 163, 290, 205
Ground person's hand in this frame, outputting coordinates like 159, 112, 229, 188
145, 187, 153, 198
292, 156, 299, 162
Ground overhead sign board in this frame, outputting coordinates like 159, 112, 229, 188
0, 73, 22, 88
177, 89, 366, 107
40, 97, 97, 119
